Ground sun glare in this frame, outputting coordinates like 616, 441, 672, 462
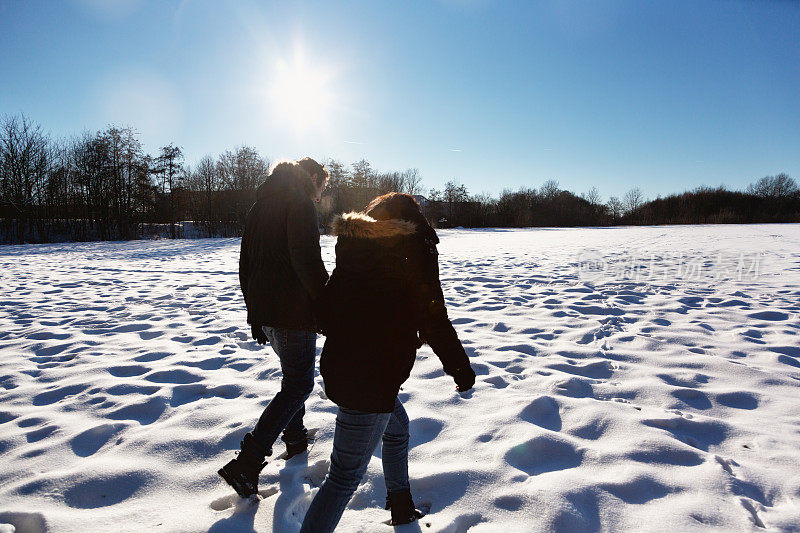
269, 50, 335, 134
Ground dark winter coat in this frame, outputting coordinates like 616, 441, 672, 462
239, 166, 328, 331
319, 212, 474, 413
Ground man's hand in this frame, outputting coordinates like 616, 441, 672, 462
251, 324, 268, 345
453, 366, 476, 393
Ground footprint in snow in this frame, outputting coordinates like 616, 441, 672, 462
210, 486, 279, 511
504, 435, 583, 476
519, 395, 562, 431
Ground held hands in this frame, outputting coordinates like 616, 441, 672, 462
453, 366, 476, 393
251, 324, 268, 345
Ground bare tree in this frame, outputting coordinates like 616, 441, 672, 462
0, 114, 52, 242
583, 186, 601, 206
403, 168, 423, 195
218, 146, 268, 192
607, 196, 623, 221
155, 144, 184, 238
442, 180, 470, 225
748, 173, 798, 199
216, 146, 268, 227
376, 171, 405, 194
186, 155, 223, 234
623, 187, 644, 214
350, 159, 373, 208
102, 126, 144, 239
540, 179, 560, 199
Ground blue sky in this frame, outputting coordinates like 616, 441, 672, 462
1, 0, 798, 200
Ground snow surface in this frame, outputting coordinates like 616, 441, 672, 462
1, 224, 800, 532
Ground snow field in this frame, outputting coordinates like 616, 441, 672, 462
1, 224, 799, 532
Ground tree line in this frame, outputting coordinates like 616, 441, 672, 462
427, 174, 799, 229
1, 113, 798, 244
0, 114, 428, 244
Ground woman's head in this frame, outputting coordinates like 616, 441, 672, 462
365, 193, 423, 224
364, 193, 437, 241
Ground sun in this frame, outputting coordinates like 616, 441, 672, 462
269, 49, 335, 134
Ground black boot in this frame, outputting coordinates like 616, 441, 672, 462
385, 489, 424, 526
284, 438, 308, 460
218, 433, 267, 497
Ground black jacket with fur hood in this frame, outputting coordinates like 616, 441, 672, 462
239, 162, 328, 331
319, 212, 474, 413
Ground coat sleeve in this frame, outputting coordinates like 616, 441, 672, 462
287, 197, 329, 301
413, 239, 472, 378
239, 219, 250, 303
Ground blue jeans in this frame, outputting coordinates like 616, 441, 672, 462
300, 398, 410, 533
249, 327, 316, 456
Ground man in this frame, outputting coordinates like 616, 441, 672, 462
218, 157, 329, 498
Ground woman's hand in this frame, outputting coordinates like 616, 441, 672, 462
453, 366, 476, 392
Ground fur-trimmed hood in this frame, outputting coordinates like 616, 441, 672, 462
332, 212, 417, 240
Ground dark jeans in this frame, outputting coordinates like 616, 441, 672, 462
249, 326, 316, 457
300, 398, 410, 533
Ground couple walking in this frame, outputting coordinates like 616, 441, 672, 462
219, 158, 476, 531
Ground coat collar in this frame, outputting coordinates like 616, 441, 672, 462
332, 212, 416, 240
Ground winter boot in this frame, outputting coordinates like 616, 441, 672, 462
385, 489, 424, 525
218, 433, 267, 497
284, 438, 308, 460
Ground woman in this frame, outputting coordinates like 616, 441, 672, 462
300, 193, 476, 532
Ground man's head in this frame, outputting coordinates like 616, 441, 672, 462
298, 157, 329, 203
